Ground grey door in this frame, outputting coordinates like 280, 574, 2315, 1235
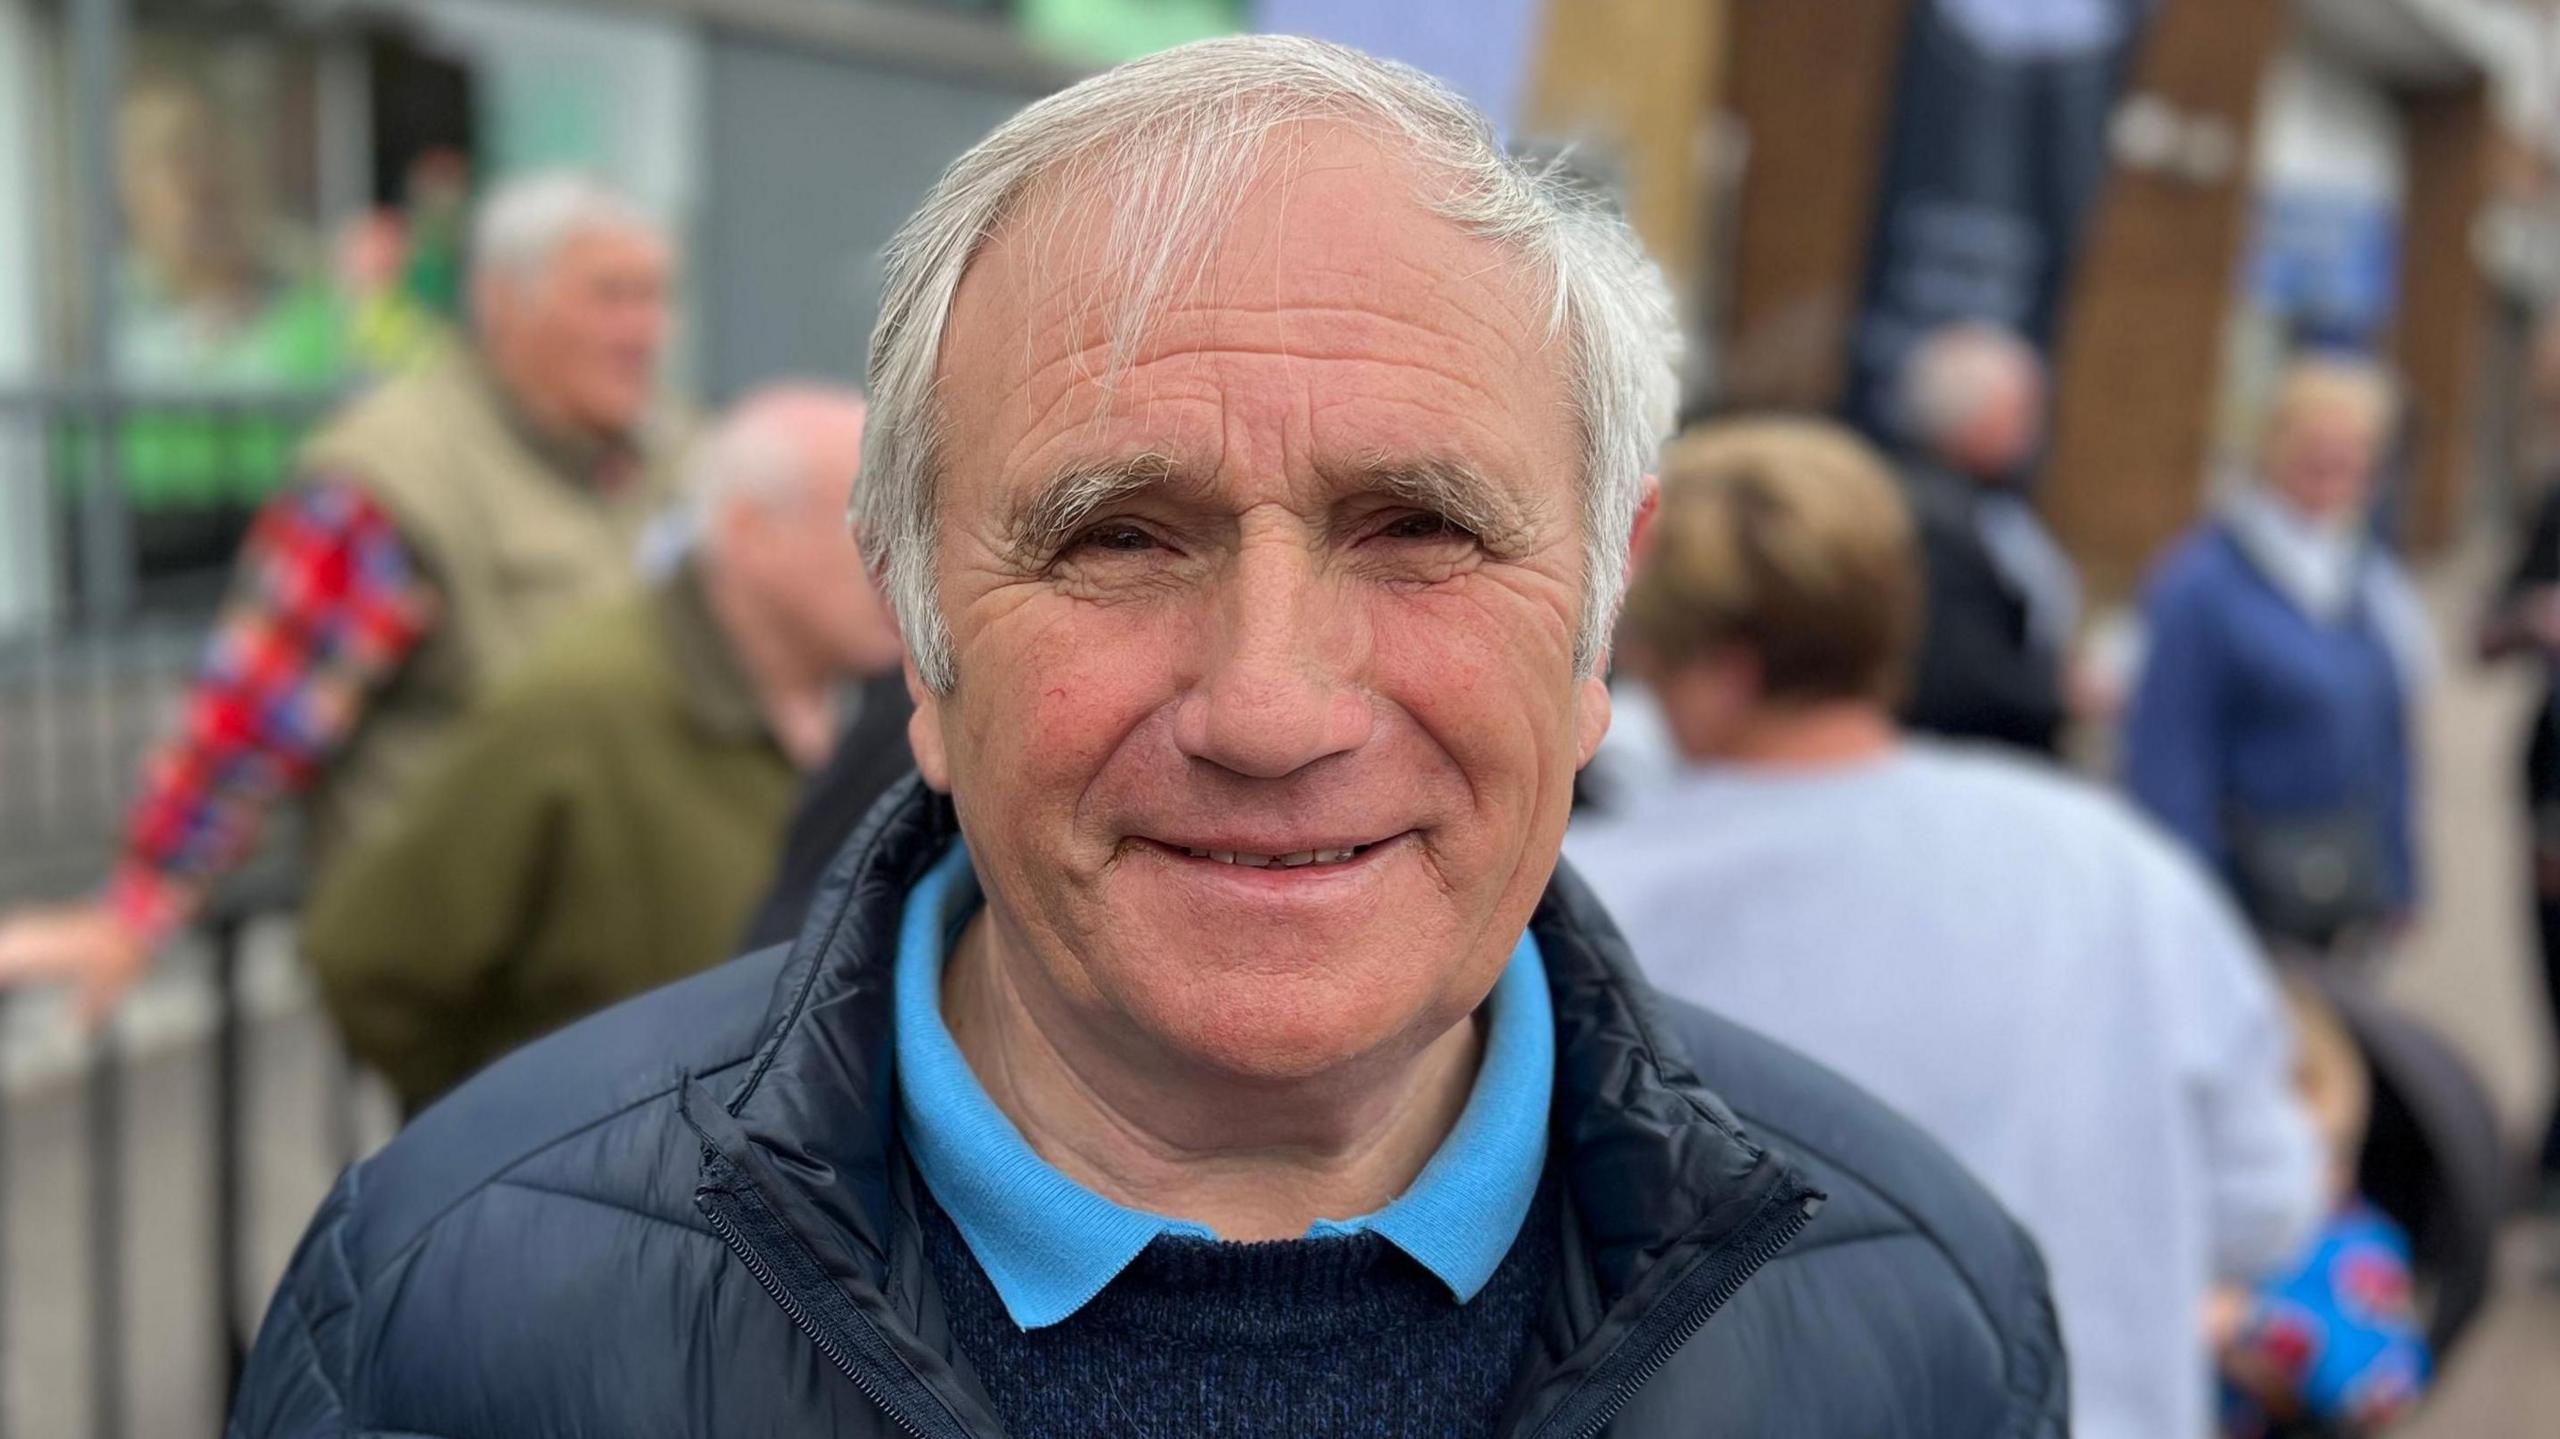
698, 30, 1060, 400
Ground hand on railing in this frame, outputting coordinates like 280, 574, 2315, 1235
0, 901, 154, 1027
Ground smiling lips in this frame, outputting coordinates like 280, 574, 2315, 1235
1175, 843, 1371, 869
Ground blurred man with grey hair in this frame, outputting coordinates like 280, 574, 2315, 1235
235, 38, 2064, 1438
0, 170, 686, 1019
299, 386, 896, 1111
1895, 321, 2082, 755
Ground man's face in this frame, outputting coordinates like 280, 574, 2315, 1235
1950, 362, 2043, 482
2267, 406, 2383, 526
754, 426, 907, 678
481, 227, 671, 438
914, 126, 1609, 1083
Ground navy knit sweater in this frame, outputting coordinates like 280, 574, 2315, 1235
920, 1178, 1561, 1438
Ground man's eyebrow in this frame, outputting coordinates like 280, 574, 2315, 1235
1006, 450, 1543, 560
1005, 451, 1189, 560
1350, 455, 1539, 553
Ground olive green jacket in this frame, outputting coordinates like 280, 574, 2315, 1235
298, 347, 688, 866
302, 562, 798, 1109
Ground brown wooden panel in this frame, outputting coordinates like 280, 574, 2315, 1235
2043, 0, 2292, 601
1717, 0, 1912, 410
1523, 0, 1729, 297
2395, 81, 2496, 555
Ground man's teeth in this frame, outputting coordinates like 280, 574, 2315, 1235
1180, 845, 1365, 868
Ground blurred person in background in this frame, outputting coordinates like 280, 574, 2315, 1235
114, 69, 345, 388
1565, 418, 2322, 1439
2123, 357, 2431, 955
1893, 322, 2083, 756
301, 387, 896, 1111
2479, 310, 2560, 1211
0, 171, 684, 1021
737, 654, 918, 949
235, 38, 2064, 1439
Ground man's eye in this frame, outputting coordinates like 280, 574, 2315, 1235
1378, 512, 1475, 544
1074, 523, 1159, 554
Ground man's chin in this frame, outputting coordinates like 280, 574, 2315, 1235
1132, 989, 1441, 1087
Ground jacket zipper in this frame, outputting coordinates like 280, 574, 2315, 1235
699, 1187, 974, 1439
1533, 1191, 1822, 1439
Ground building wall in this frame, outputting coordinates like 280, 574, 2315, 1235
694, 30, 1053, 399
0, 0, 49, 633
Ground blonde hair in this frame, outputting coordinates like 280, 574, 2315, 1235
1619, 419, 1920, 705
2263, 356, 2398, 454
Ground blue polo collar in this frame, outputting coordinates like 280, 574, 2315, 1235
893, 840, 1554, 1330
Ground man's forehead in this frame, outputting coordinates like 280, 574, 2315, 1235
940, 123, 1555, 383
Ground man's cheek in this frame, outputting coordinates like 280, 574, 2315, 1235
971, 643, 1154, 785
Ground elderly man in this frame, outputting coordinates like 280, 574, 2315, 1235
1567, 419, 2322, 1439
0, 171, 682, 1019
300, 387, 899, 1111
234, 39, 2064, 1438
1894, 322, 2082, 755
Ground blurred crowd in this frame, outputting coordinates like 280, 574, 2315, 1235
1, 29, 2556, 1439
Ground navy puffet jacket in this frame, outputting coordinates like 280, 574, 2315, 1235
232, 780, 2070, 1437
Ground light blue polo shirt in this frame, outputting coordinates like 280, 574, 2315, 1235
893, 841, 1554, 1330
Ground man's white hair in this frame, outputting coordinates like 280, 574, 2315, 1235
1896, 322, 2043, 454
856, 34, 1679, 693
469, 170, 660, 289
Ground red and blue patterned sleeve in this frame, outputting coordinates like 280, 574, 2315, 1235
106, 479, 438, 942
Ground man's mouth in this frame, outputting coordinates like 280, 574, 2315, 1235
1172, 843, 1375, 870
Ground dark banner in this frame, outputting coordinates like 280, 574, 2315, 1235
1843, 0, 2157, 441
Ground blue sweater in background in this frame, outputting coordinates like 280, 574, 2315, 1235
2122, 524, 2417, 910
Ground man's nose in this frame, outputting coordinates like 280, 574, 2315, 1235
1172, 544, 1374, 779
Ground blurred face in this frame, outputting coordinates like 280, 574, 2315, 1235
722, 417, 904, 678
119, 87, 247, 285
1948, 363, 2043, 481
2265, 404, 2384, 525
912, 125, 1609, 1084
478, 227, 672, 439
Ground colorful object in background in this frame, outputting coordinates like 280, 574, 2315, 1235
1249, 0, 1543, 132
2249, 189, 2403, 352
338, 209, 452, 380
1020, 0, 1243, 65
106, 479, 435, 944
2219, 1202, 2429, 1438
398, 150, 474, 324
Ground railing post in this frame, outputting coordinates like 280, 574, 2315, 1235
84, 1023, 125, 1439
69, 0, 130, 623
0, 994, 12, 1439
211, 917, 249, 1410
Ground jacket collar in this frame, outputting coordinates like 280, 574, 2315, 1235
695, 776, 1814, 1321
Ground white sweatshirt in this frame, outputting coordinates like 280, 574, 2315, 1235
1565, 740, 2325, 1439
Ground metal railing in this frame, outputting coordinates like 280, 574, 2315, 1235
1, 387, 384, 1439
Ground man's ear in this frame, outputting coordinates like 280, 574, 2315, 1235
905, 656, 952, 793
1573, 670, 1612, 770
1627, 474, 1661, 580
1568, 474, 1657, 771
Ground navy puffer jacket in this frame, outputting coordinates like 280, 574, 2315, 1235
233, 780, 2069, 1436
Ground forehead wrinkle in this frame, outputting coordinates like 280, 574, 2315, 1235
973, 184, 1553, 388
